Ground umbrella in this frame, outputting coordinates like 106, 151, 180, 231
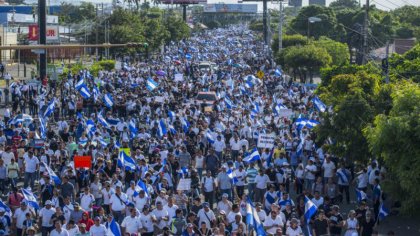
156, 70, 166, 76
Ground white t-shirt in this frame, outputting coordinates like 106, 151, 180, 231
197, 209, 216, 229
89, 224, 107, 236
305, 165, 317, 180
80, 193, 95, 212
152, 208, 169, 229
13, 208, 32, 229
263, 215, 284, 235
39, 207, 56, 227
255, 174, 270, 189
201, 176, 214, 192
234, 169, 247, 186
24, 155, 39, 173
133, 195, 148, 212
140, 213, 154, 232
357, 172, 368, 188
286, 226, 303, 236
50, 228, 70, 236
121, 215, 142, 234
1, 152, 14, 166
322, 161, 336, 178
101, 188, 115, 205
110, 193, 128, 211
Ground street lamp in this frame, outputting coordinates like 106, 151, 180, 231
307, 16, 322, 41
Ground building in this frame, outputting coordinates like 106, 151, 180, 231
309, 0, 326, 6
289, 0, 302, 7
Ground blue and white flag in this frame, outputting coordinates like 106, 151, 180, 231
356, 189, 367, 203
133, 179, 149, 198
21, 188, 39, 209
117, 151, 136, 171
0, 200, 12, 216
75, 78, 85, 90
169, 124, 177, 135
378, 203, 389, 220
224, 96, 234, 109
227, 168, 238, 184
146, 78, 159, 91
128, 119, 138, 138
41, 162, 61, 185
43, 98, 55, 118
168, 111, 176, 121
312, 96, 326, 113
185, 53, 192, 60
97, 112, 110, 129
304, 196, 317, 222
106, 117, 120, 126
244, 148, 261, 163
103, 93, 114, 108
245, 80, 254, 89
99, 138, 108, 147
158, 119, 167, 137
274, 69, 282, 77
296, 137, 304, 157
92, 86, 100, 102
206, 131, 215, 144
86, 119, 96, 137
79, 85, 91, 99
246, 197, 266, 236
109, 218, 121, 236
180, 117, 190, 133
274, 103, 287, 116
39, 117, 47, 139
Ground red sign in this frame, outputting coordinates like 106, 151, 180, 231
28, 24, 38, 41
74, 156, 92, 169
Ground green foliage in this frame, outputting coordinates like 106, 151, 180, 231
59, 2, 96, 24
289, 5, 345, 41
364, 81, 420, 215
329, 0, 359, 9
389, 44, 420, 83
96, 60, 115, 71
164, 11, 190, 43
272, 34, 308, 53
283, 44, 332, 82
313, 37, 350, 66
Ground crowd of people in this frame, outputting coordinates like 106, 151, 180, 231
0, 25, 392, 236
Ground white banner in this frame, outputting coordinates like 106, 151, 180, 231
257, 134, 276, 149
177, 178, 191, 191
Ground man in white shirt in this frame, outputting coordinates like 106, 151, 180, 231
133, 190, 149, 212
263, 210, 284, 235
152, 201, 169, 234
217, 193, 233, 216
229, 136, 241, 161
13, 201, 34, 236
80, 187, 95, 214
305, 159, 317, 191
121, 208, 143, 235
234, 165, 247, 197
23, 151, 39, 189
50, 220, 69, 236
255, 169, 270, 203
39, 200, 56, 235
197, 202, 216, 229
213, 136, 226, 159
109, 184, 128, 224
1, 147, 14, 166
163, 197, 178, 224
101, 181, 115, 214
89, 217, 107, 236
322, 157, 336, 183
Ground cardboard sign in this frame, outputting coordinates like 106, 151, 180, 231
30, 139, 45, 148
257, 134, 276, 148
74, 156, 92, 169
177, 178, 191, 191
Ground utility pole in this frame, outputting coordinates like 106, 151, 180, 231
362, 0, 369, 64
384, 41, 390, 83
38, 0, 47, 81
95, 4, 99, 61
263, 0, 268, 45
279, 0, 284, 52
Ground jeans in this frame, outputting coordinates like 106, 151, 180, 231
203, 191, 214, 208
338, 185, 350, 203
247, 183, 256, 200
305, 179, 315, 191
41, 226, 53, 236
236, 185, 245, 198
254, 188, 266, 203
9, 177, 17, 188
24, 172, 37, 189
112, 210, 124, 224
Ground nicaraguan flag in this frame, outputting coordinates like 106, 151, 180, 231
304, 196, 317, 222
43, 98, 56, 118
206, 131, 215, 144
168, 111, 176, 120
356, 189, 367, 203
180, 117, 190, 133
117, 151, 136, 171
97, 112, 110, 129
99, 138, 108, 147
41, 162, 61, 185
245, 80, 254, 89
244, 148, 261, 163
185, 53, 192, 60
158, 119, 167, 137
103, 93, 114, 108
378, 203, 389, 220
79, 85, 91, 99
224, 96, 234, 109
86, 119, 96, 137
227, 168, 238, 184
305, 120, 320, 129
274, 103, 287, 116
106, 117, 120, 126
0, 200, 12, 216
169, 124, 177, 134
39, 117, 47, 139
92, 86, 100, 102
129, 119, 138, 138
75, 78, 85, 90
133, 179, 149, 198
274, 69, 282, 77
313, 96, 327, 113
146, 78, 159, 91
109, 218, 121, 236
22, 188, 39, 209
246, 197, 266, 236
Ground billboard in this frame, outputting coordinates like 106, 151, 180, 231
203, 4, 258, 13
161, 0, 206, 4
28, 24, 59, 41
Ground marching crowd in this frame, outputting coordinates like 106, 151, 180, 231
0, 25, 392, 236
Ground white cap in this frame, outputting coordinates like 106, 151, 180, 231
45, 200, 52, 205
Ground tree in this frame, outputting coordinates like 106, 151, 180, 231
289, 5, 345, 41
272, 34, 308, 53
59, 2, 96, 24
283, 44, 332, 82
314, 37, 350, 66
316, 72, 381, 163
164, 10, 190, 43
329, 0, 359, 9
389, 44, 420, 83
364, 81, 420, 215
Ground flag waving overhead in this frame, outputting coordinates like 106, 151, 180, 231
312, 96, 326, 113
304, 196, 317, 222
42, 162, 61, 185
43, 98, 56, 118
117, 151, 136, 171
133, 179, 149, 198
109, 218, 121, 236
246, 197, 266, 236
22, 188, 39, 209
103, 93, 114, 108
78, 85, 91, 99
243, 148, 261, 163
158, 119, 167, 137
146, 78, 159, 91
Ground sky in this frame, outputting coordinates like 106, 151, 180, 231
24, 0, 420, 11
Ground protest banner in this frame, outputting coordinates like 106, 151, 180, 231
177, 178, 191, 191
257, 134, 276, 148
74, 156, 92, 169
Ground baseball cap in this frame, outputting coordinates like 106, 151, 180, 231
45, 200, 52, 205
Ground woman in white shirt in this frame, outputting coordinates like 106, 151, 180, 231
286, 218, 303, 236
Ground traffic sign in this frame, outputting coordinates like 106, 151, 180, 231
256, 70, 264, 79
